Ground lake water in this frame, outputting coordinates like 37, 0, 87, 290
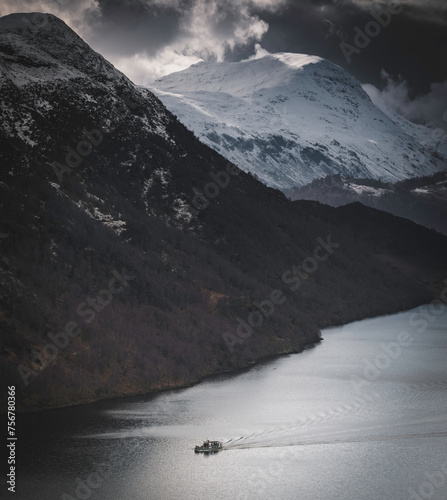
18, 305, 447, 500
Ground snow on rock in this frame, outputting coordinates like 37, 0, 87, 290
76, 200, 127, 235
347, 184, 387, 196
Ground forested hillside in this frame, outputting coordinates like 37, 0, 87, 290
1, 14, 446, 411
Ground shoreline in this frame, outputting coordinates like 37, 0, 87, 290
15, 299, 437, 414
15, 342, 317, 414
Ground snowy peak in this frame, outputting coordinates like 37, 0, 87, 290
150, 53, 446, 190
157, 53, 324, 96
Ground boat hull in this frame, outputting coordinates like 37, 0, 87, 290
195, 449, 221, 453
194, 440, 223, 453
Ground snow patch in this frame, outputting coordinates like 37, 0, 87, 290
76, 200, 126, 235
346, 184, 387, 196
172, 197, 194, 224
412, 188, 431, 195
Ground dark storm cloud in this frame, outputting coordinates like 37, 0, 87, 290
1, 0, 446, 116
0, 0, 286, 83
335, 0, 447, 25
255, 0, 447, 93
88, 0, 182, 58
85, 0, 287, 83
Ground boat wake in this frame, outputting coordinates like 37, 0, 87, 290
222, 427, 447, 451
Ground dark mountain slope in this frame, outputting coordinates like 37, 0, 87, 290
289, 173, 447, 236
0, 13, 446, 410
297, 200, 447, 285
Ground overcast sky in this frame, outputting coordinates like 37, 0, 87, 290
1, 0, 446, 126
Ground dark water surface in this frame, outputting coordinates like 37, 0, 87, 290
18, 306, 447, 500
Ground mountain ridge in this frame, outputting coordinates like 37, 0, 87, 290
289, 172, 447, 236
1, 13, 446, 411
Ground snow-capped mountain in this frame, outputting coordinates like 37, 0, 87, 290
1, 13, 447, 410
150, 53, 446, 191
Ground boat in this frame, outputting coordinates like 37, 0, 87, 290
194, 440, 223, 453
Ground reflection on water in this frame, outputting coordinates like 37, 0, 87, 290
19, 306, 447, 500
